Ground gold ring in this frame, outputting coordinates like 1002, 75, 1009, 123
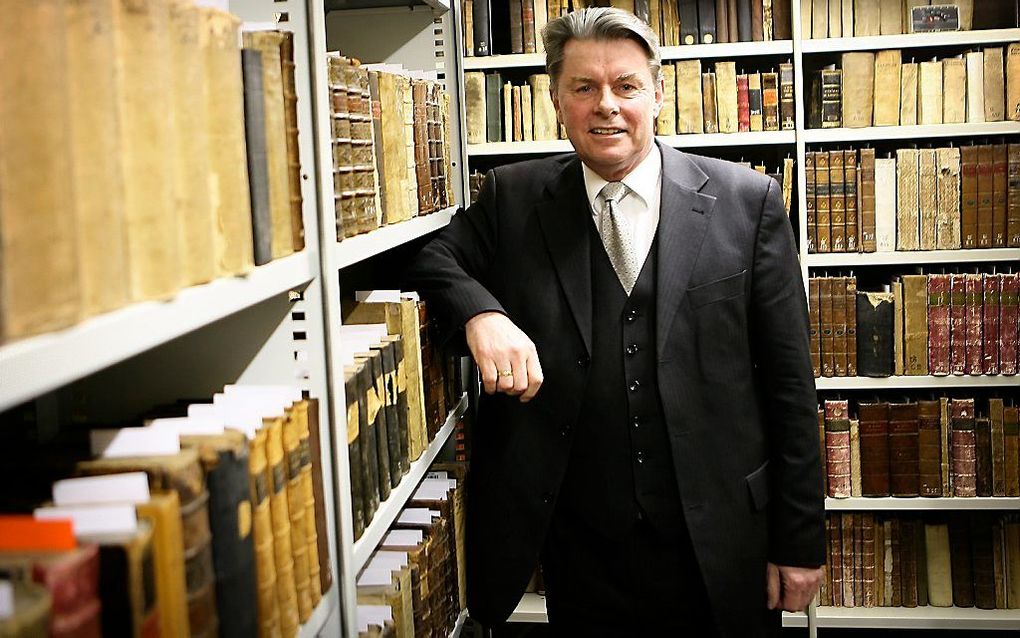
499, 369, 513, 377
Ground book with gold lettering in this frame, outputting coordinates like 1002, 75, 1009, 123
1009, 144, 1020, 247
859, 148, 877, 251
806, 152, 817, 253
779, 63, 795, 129
762, 71, 780, 131
993, 144, 1008, 247
279, 33, 304, 252
248, 429, 281, 637
263, 416, 300, 636
816, 151, 832, 253
961, 145, 980, 247
845, 150, 858, 253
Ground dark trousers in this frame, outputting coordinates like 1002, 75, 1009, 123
539, 509, 720, 636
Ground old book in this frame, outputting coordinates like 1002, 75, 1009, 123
521, 84, 533, 141
472, 0, 490, 55
715, 61, 739, 133
278, 33, 304, 253
846, 276, 858, 375
700, 0, 719, 44
976, 416, 993, 496
1007, 43, 1020, 120
400, 74, 418, 219
1009, 145, 1020, 246
295, 400, 328, 602
779, 63, 795, 129
965, 273, 984, 375
750, 0, 764, 40
78, 521, 159, 638
522, 0, 535, 53
511, 85, 522, 142
281, 411, 314, 621
942, 57, 967, 124
854, 0, 880, 34
772, 0, 791, 39
917, 400, 943, 496
915, 519, 928, 607
662, 0, 680, 45
809, 279, 821, 376
135, 491, 189, 638
825, 400, 852, 498
918, 148, 938, 249
896, 149, 920, 250
828, 0, 842, 37
734, 0, 751, 40
676, 60, 705, 133
859, 148, 877, 251
821, 68, 843, 127
833, 276, 848, 375
738, 74, 753, 132
702, 72, 719, 133
484, 72, 502, 143
841, 52, 876, 128
1001, 273, 1019, 376
806, 153, 817, 253
967, 51, 986, 123
841, 514, 854, 605
901, 274, 929, 375
372, 70, 407, 224
528, 75, 557, 141
950, 274, 967, 375
851, 418, 862, 496
899, 518, 918, 607
509, 0, 523, 53
879, 0, 901, 33
889, 403, 920, 496
993, 144, 1008, 247
951, 399, 978, 497
762, 72, 780, 131
248, 429, 281, 637
678, 0, 699, 45
829, 516, 843, 607
811, 0, 826, 38
989, 399, 1006, 496
983, 274, 1001, 375
872, 49, 901, 126
714, 0, 729, 43
918, 60, 944, 125
241, 50, 272, 266
924, 522, 953, 607
816, 152, 832, 253
821, 277, 835, 376
927, 273, 951, 375
858, 402, 891, 496
861, 512, 877, 606
412, 80, 433, 213
857, 292, 895, 378
830, 152, 847, 253
984, 47, 1005, 122
874, 156, 896, 251
344, 367, 366, 541
502, 82, 512, 145
1005, 407, 1020, 497
961, 145, 980, 247
464, 72, 486, 144
978, 144, 995, 248
846, 151, 859, 251
658, 64, 677, 136
899, 62, 918, 125
935, 147, 962, 249
893, 279, 905, 375
975, 514, 999, 609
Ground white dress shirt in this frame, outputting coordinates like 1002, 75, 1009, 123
581, 144, 662, 271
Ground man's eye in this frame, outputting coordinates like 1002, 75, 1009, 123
620, 84, 636, 91
576, 85, 592, 93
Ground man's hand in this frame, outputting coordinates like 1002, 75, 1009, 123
465, 312, 544, 402
766, 562, 822, 612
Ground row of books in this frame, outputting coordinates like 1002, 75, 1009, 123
357, 466, 466, 638
464, 0, 795, 57
808, 45, 1019, 129
0, 387, 332, 638
0, 2, 305, 345
806, 144, 1020, 254
817, 511, 1020, 610
465, 74, 560, 144
808, 273, 1019, 379
819, 397, 1018, 499
341, 293, 465, 540
802, 0, 977, 39
327, 56, 456, 242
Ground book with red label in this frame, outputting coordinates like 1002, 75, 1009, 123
1000, 273, 1018, 375
951, 398, 978, 497
0, 545, 101, 638
858, 402, 890, 497
927, 274, 951, 376
859, 148, 877, 252
965, 274, 984, 375
889, 402, 920, 497
948, 516, 975, 607
950, 274, 967, 375
983, 274, 1001, 375
825, 400, 852, 498
829, 150, 846, 253
1004, 406, 1020, 497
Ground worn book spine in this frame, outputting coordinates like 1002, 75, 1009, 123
820, 277, 835, 376
472, 0, 490, 55
345, 368, 365, 540
842, 52, 876, 128
889, 402, 920, 497
833, 276, 847, 376
810, 278, 821, 376
821, 69, 842, 127
1005, 407, 1020, 497
1008, 145, 1020, 246
282, 411, 312, 622
950, 274, 967, 375
747, 73, 763, 132
951, 399, 978, 497
856, 292, 894, 378
484, 72, 502, 143
990, 399, 1006, 496
241, 50, 272, 266
859, 148, 876, 251
511, 84, 522, 142
918, 148, 938, 250
858, 401, 891, 496
1001, 273, 1019, 376
676, 60, 705, 134
464, 72, 486, 145
927, 273, 951, 375
874, 156, 896, 252
678, 0, 699, 45
935, 147, 962, 249
846, 276, 858, 375
699, 0, 719, 44
861, 512, 876, 606
964, 51, 986, 123
817, 151, 832, 253
961, 145, 979, 248
918, 59, 944, 125
265, 417, 300, 636
900, 62, 918, 126
902, 274, 929, 376
841, 513, 854, 606
917, 400, 943, 497
811, 0, 826, 38
301, 399, 330, 598
984, 47, 1005, 122
974, 514, 999, 609
806, 153, 817, 253
1008, 43, 1020, 121
825, 400, 852, 498
899, 518, 918, 607
850, 417, 862, 497
529, 74, 558, 141
947, 515, 976, 607
509, 0, 523, 53
983, 274, 1001, 375
736, 74, 750, 132
521, 0, 535, 53
942, 57, 967, 124
993, 144, 1008, 247
965, 273, 984, 375
278, 33, 304, 252
893, 279, 905, 375
829, 515, 843, 607
830, 151, 847, 253
702, 72, 719, 133
976, 417, 993, 497
978, 144, 995, 247
846, 150, 860, 252
762, 72, 780, 131
896, 149, 920, 251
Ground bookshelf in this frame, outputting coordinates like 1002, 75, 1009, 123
803, 248, 1020, 266
801, 28, 1020, 53
333, 206, 459, 268
802, 121, 1020, 143
815, 376, 1019, 390
825, 497, 1020, 510
783, 607, 1020, 629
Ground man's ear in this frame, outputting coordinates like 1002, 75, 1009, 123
550, 87, 561, 123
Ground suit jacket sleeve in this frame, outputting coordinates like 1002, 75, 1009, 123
405, 169, 507, 346
750, 178, 826, 568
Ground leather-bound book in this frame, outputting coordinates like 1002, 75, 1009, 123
808, 72, 822, 128
832, 276, 848, 375
1008, 145, 1020, 247
735, 0, 751, 40
344, 367, 365, 541
736, 74, 750, 132
1001, 273, 1019, 376
67, 0, 130, 314
773, 0, 791, 39
509, 0, 523, 53
78, 521, 159, 638
941, 397, 952, 499
248, 429, 281, 637
241, 49, 272, 266
676, 61, 705, 134
942, 57, 967, 124
950, 275, 968, 375
925, 521, 953, 607
852, 512, 863, 603
750, 0, 763, 40
841, 52, 875, 128
896, 149, 920, 251
899, 518, 918, 607
935, 147, 962, 249
817, 407, 827, 495
875, 155, 896, 251
948, 515, 975, 607
809, 279, 822, 376
917, 400, 943, 496
281, 412, 312, 621
510, 85, 522, 142
375, 342, 408, 480
302, 399, 332, 596
484, 72, 502, 143
845, 150, 859, 253
856, 400, 889, 496
715, 62, 738, 133
817, 152, 832, 253
984, 48, 1005, 122
899, 62, 918, 125
658, 65, 678, 136
872, 49, 901, 126
1008, 407, 1020, 497
850, 418, 862, 496
747, 73, 763, 132
983, 274, 1001, 375
1007, 43, 1020, 120
901, 274, 929, 376
915, 517, 929, 607
464, 72, 486, 145
699, 0, 719, 44
889, 517, 902, 607
970, 513, 997, 609
268, 415, 303, 636
702, 73, 719, 133
829, 515, 843, 606
762, 72, 780, 131
961, 145, 980, 248
714, 0, 729, 42
521, 0, 535, 53
975, 417, 993, 497
881, 518, 893, 606
399, 74, 417, 220
134, 491, 188, 638
472, 0, 490, 55
993, 144, 1008, 247
278, 33, 304, 252
995, 518, 1007, 608
856, 292, 894, 378
779, 63, 795, 130
990, 399, 1006, 496
825, 400, 852, 498
879, 0, 900, 34
677, 0, 699, 45
0, 545, 101, 638
861, 512, 876, 606
1007, 518, 1020, 607
820, 277, 835, 375
927, 274, 951, 375
846, 276, 858, 375
918, 148, 938, 250
859, 148, 876, 251
951, 398, 978, 497
829, 151, 847, 253
889, 402, 920, 496
201, 8, 254, 278
806, 153, 817, 253
964, 274, 984, 375
327, 57, 353, 238
841, 513, 854, 606
356, 360, 381, 522
979, 144, 996, 248
412, 80, 433, 212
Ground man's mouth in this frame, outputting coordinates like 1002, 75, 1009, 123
589, 127, 625, 135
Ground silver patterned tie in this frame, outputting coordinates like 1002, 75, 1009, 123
597, 181, 639, 295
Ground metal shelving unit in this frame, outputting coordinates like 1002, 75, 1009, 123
825, 497, 1020, 510
804, 248, 1020, 267
334, 207, 458, 269
815, 375, 1018, 390
783, 607, 1020, 629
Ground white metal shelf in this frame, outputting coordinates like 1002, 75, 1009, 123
468, 131, 795, 156
298, 588, 342, 638
351, 393, 468, 572
815, 375, 1017, 390
0, 251, 314, 412
803, 121, 1020, 143
335, 207, 457, 269
805, 248, 1020, 267
508, 593, 548, 623
801, 28, 1020, 54
467, 140, 572, 155
826, 497, 1020, 510
449, 609, 467, 637
783, 606, 1020, 629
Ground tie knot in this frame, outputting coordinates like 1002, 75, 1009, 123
600, 181, 628, 204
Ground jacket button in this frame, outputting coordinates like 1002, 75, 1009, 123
625, 309, 639, 322
577, 354, 590, 368
542, 492, 553, 504
560, 424, 571, 437
626, 344, 639, 356
629, 379, 641, 392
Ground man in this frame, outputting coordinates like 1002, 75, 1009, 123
407, 8, 823, 635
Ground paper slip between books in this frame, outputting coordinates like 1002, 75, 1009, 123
357, 568, 395, 587
223, 384, 302, 403
53, 472, 151, 507
187, 403, 262, 439
381, 529, 423, 546
397, 509, 439, 525
34, 504, 137, 537
368, 551, 409, 568
355, 289, 402, 303
90, 427, 180, 458
148, 416, 225, 437
357, 605, 393, 632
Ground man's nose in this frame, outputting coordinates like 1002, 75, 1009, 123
594, 86, 619, 116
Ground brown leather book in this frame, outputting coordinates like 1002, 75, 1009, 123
750, 0, 763, 40
301, 399, 331, 598
975, 416, 993, 497
941, 397, 952, 495
1005, 407, 1020, 498
971, 513, 998, 609
984, 47, 1005, 122
918, 148, 938, 250
1008, 521, 1020, 609
1008, 145, 1020, 246
845, 276, 858, 376
828, 515, 843, 607
809, 278, 822, 377
845, 150, 859, 253
961, 145, 980, 248
917, 400, 943, 497
859, 148, 876, 251
1002, 273, 1019, 376
522, 0, 536, 53
927, 274, 951, 376
281, 411, 312, 622
918, 60, 943, 125
993, 144, 1008, 247
896, 149, 920, 251
736, 74, 750, 132
412, 80, 432, 213
825, 400, 852, 498
818, 407, 828, 495
861, 512, 877, 606
858, 402, 891, 497
829, 151, 847, 253
901, 274, 929, 376
993, 518, 1007, 609
762, 72, 779, 131
983, 274, 1001, 375
841, 513, 855, 606
509, 0, 524, 53
889, 402, 920, 497
989, 399, 1006, 496
510, 84, 522, 142
946, 515, 975, 607
714, 0, 729, 42
279, 33, 304, 252
265, 416, 301, 636
899, 518, 919, 608
951, 398, 978, 497
889, 518, 902, 607
850, 417, 862, 496
779, 63, 795, 130
978, 144, 995, 248
806, 152, 817, 253
925, 521, 953, 607
949, 274, 967, 375
915, 517, 929, 607
964, 274, 984, 375
702, 73, 719, 133
833, 276, 848, 376
852, 512, 863, 603
820, 277, 835, 376
935, 147, 962, 249
816, 151, 832, 253
856, 291, 894, 377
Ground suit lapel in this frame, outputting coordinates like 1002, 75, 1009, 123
656, 144, 717, 359
537, 157, 593, 355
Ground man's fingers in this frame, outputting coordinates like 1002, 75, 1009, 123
509, 354, 530, 396
495, 361, 515, 393
766, 563, 781, 610
520, 354, 544, 402
479, 360, 498, 395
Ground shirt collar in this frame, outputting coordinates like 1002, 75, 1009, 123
581, 143, 662, 213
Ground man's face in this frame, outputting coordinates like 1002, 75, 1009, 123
551, 37, 664, 182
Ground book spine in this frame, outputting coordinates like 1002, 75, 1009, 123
736, 74, 750, 132
1000, 273, 1018, 376
927, 274, 951, 376
806, 152, 817, 253
949, 274, 967, 375
982, 274, 1001, 375
859, 403, 891, 496
829, 150, 846, 253
917, 400, 943, 497
825, 400, 852, 498
845, 275, 857, 376
951, 399, 977, 497
888, 404, 920, 497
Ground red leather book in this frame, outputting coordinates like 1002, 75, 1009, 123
825, 400, 852, 498
521, 0, 535, 54
961, 145, 979, 248
983, 274, 1001, 375
833, 276, 848, 376
951, 398, 978, 497
889, 402, 920, 497
993, 144, 1008, 247
828, 514, 843, 606
978, 145, 994, 248
809, 278, 821, 377
821, 277, 835, 377
927, 273, 951, 375
918, 400, 943, 497
736, 74, 750, 132
858, 402, 890, 497
1000, 272, 1018, 376
975, 416, 993, 497
899, 518, 918, 608
948, 515, 975, 607
965, 274, 984, 375
846, 276, 858, 376
0, 545, 102, 638
950, 274, 967, 375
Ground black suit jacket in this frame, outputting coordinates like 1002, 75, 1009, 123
407, 143, 825, 635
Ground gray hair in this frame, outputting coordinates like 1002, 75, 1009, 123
541, 7, 662, 90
